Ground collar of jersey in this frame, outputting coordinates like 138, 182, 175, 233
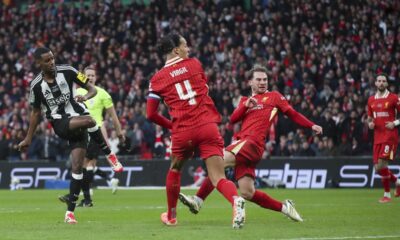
164, 56, 184, 67
374, 89, 389, 99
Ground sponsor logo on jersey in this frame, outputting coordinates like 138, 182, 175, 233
375, 111, 389, 117
249, 104, 264, 111
46, 93, 70, 107
170, 67, 188, 78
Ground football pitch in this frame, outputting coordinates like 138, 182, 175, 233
1, 189, 399, 240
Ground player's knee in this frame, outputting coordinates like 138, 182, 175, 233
170, 158, 184, 171
86, 117, 96, 128
240, 189, 254, 200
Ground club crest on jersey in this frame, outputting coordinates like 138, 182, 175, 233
60, 81, 67, 88
384, 102, 389, 109
170, 67, 188, 77
262, 97, 268, 102
77, 72, 88, 84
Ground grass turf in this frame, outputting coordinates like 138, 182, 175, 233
0, 189, 399, 240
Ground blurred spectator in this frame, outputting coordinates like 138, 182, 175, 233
126, 122, 143, 155
43, 128, 62, 162
0, 131, 9, 160
2, 0, 399, 160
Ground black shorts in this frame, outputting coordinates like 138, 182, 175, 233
86, 138, 101, 159
51, 117, 88, 149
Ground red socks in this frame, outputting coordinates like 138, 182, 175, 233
250, 190, 282, 212
216, 178, 238, 205
378, 168, 394, 193
166, 170, 181, 220
196, 177, 215, 200
388, 170, 398, 183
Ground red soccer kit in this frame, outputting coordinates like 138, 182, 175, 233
226, 91, 293, 180
367, 90, 400, 163
148, 57, 223, 160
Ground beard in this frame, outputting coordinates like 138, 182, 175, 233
377, 86, 387, 92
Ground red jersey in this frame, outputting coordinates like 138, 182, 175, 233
233, 91, 291, 145
149, 57, 220, 133
367, 90, 400, 144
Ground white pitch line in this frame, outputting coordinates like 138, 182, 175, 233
275, 235, 400, 240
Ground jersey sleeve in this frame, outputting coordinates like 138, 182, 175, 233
66, 66, 88, 87
29, 86, 41, 109
274, 92, 291, 113
191, 58, 208, 83
148, 75, 161, 100
367, 98, 373, 118
394, 95, 400, 112
100, 88, 114, 109
230, 96, 248, 124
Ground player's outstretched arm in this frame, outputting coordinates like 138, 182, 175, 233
311, 125, 323, 135
18, 107, 41, 151
76, 82, 97, 102
285, 107, 316, 129
146, 98, 172, 129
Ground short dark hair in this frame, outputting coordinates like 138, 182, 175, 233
248, 65, 268, 79
158, 32, 182, 55
376, 72, 388, 81
33, 47, 51, 60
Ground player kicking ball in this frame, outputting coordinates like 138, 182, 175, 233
179, 65, 323, 223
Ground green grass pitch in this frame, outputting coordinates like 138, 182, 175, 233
1, 189, 399, 240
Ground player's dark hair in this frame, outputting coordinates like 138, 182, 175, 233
248, 65, 268, 79
158, 32, 182, 55
33, 47, 51, 60
375, 72, 388, 81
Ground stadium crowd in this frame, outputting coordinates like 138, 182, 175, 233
0, 0, 399, 161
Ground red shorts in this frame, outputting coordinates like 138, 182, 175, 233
225, 138, 264, 180
171, 123, 223, 161
373, 143, 397, 164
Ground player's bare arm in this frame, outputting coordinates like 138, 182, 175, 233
367, 116, 375, 129
106, 106, 126, 143
75, 82, 97, 102
17, 107, 41, 151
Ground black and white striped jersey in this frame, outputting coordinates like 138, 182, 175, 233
29, 65, 89, 120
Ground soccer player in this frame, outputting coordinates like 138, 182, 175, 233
367, 73, 400, 203
17, 47, 118, 224
179, 65, 323, 222
146, 32, 246, 228
60, 65, 125, 207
